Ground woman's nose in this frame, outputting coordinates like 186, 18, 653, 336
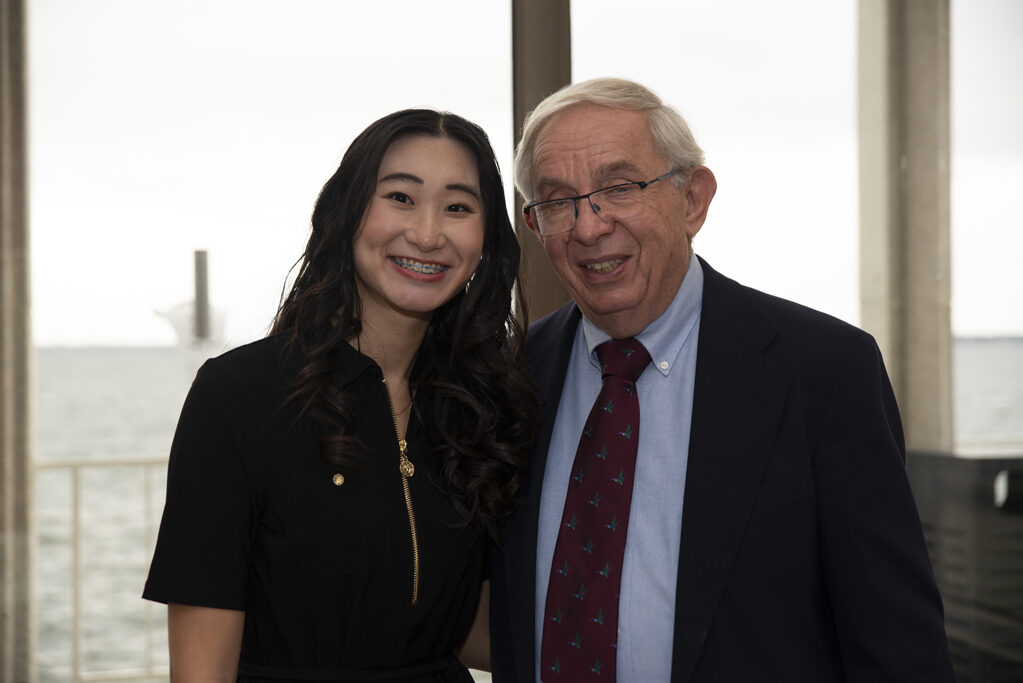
405, 212, 444, 250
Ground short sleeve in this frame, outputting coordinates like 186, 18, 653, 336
143, 359, 255, 609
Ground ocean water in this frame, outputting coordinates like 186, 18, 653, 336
34, 348, 192, 679
954, 338, 1023, 451
31, 340, 1023, 680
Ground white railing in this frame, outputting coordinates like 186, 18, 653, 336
32, 456, 495, 683
35, 456, 170, 683
956, 433, 1023, 457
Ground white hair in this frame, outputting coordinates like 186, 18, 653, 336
513, 77, 706, 202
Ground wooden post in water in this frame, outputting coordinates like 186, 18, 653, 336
193, 250, 210, 343
0, 0, 35, 678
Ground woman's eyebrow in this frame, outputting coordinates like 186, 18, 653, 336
447, 183, 480, 199
379, 172, 424, 185
379, 174, 478, 199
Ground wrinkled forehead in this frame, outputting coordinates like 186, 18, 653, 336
531, 104, 661, 191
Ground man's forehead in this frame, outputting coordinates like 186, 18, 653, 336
532, 107, 659, 188
537, 105, 648, 147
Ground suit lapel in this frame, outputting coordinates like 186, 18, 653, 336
670, 260, 792, 682
503, 303, 581, 681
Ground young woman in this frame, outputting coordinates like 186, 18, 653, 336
144, 110, 537, 682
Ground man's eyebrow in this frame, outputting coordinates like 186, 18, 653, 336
594, 160, 643, 177
534, 161, 645, 194
533, 175, 564, 192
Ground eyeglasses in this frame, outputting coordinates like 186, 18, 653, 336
523, 168, 683, 237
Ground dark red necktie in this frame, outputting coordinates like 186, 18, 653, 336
540, 338, 651, 681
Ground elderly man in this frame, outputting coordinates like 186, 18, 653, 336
489, 77, 954, 683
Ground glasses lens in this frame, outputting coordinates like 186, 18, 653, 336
535, 199, 576, 236
532, 181, 647, 236
591, 183, 642, 213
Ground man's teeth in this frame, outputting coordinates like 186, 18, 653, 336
394, 257, 447, 275
585, 258, 622, 274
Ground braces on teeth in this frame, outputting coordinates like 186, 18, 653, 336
395, 258, 446, 275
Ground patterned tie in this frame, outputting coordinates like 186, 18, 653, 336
540, 338, 651, 682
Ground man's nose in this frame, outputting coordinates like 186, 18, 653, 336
572, 195, 614, 243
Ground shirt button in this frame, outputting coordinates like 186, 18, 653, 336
659, 361, 670, 370
332, 473, 345, 486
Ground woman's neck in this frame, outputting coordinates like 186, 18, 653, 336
356, 316, 426, 438
355, 315, 428, 390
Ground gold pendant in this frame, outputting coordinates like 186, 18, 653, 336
399, 455, 415, 478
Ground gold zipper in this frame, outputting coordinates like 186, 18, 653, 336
384, 378, 420, 606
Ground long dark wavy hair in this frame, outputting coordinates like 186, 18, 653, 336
270, 109, 537, 539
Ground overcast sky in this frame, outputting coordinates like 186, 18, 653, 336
27, 0, 1023, 347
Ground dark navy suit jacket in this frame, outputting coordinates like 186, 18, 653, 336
490, 257, 954, 682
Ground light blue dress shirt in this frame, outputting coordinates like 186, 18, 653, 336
535, 253, 704, 682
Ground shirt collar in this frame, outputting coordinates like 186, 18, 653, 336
330, 339, 380, 389
580, 251, 704, 377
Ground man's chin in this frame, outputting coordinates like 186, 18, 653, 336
576, 300, 652, 338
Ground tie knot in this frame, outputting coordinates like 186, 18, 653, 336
596, 338, 651, 383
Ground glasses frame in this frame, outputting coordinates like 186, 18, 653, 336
522, 168, 684, 236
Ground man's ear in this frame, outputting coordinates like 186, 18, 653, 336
523, 210, 545, 244
683, 166, 717, 241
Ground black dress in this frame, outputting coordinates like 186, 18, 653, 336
143, 336, 482, 682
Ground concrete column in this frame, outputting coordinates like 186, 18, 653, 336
512, 0, 571, 321
858, 0, 953, 452
0, 0, 35, 679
